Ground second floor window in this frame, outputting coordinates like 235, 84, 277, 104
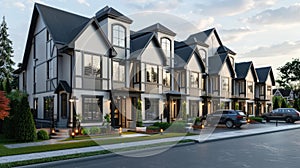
260, 85, 265, 95
222, 77, 229, 91
190, 72, 199, 88
267, 86, 272, 96
161, 38, 171, 64
247, 82, 253, 93
112, 25, 125, 48
113, 61, 125, 82
146, 64, 158, 83
163, 69, 170, 87
84, 54, 101, 78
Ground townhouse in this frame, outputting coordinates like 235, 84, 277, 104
16, 3, 275, 129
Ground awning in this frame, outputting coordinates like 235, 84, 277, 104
54, 80, 71, 94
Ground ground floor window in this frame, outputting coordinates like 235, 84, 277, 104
189, 100, 199, 118
145, 98, 159, 120
44, 97, 54, 120
82, 96, 103, 122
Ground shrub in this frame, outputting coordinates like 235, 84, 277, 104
14, 96, 37, 142
146, 126, 160, 131
167, 121, 186, 133
81, 127, 89, 135
153, 122, 171, 130
249, 116, 263, 123
89, 127, 100, 135
37, 130, 49, 140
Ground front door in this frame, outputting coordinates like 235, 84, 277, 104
114, 98, 126, 128
57, 93, 68, 128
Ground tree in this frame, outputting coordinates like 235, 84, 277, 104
0, 91, 10, 120
281, 98, 288, 108
273, 96, 280, 109
14, 95, 37, 142
0, 16, 15, 88
276, 58, 300, 90
293, 99, 300, 111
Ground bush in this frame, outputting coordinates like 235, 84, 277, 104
89, 127, 100, 135
37, 130, 49, 140
153, 122, 171, 130
146, 126, 160, 131
249, 117, 263, 123
14, 96, 37, 142
167, 121, 186, 132
81, 127, 89, 135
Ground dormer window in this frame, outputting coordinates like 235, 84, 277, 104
112, 24, 125, 47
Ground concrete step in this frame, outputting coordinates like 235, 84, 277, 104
50, 128, 70, 139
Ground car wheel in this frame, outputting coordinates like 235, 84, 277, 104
285, 117, 294, 123
225, 120, 234, 128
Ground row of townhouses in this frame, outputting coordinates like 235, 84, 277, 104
15, 3, 275, 128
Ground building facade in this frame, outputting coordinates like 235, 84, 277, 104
16, 3, 275, 129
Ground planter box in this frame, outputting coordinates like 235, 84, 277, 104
136, 127, 147, 133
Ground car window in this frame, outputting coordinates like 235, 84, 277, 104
238, 112, 245, 116
272, 109, 278, 113
213, 111, 222, 115
222, 111, 229, 114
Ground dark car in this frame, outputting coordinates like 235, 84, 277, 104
261, 108, 300, 123
204, 110, 247, 128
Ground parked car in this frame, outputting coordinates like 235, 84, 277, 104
204, 110, 247, 128
261, 108, 300, 123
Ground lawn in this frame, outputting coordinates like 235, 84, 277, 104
0, 132, 196, 157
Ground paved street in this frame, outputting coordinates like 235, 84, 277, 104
25, 129, 300, 168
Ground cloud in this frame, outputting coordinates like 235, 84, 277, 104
77, 0, 90, 7
221, 27, 258, 43
126, 0, 182, 12
13, 2, 26, 11
246, 3, 300, 25
240, 41, 300, 58
195, 0, 255, 16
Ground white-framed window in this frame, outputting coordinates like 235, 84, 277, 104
146, 64, 158, 83
190, 72, 199, 88
113, 61, 125, 82
247, 82, 253, 93
222, 77, 229, 91
145, 98, 159, 120
112, 25, 125, 47
163, 69, 170, 87
82, 96, 103, 122
83, 54, 101, 78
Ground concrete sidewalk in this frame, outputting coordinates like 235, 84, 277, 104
1, 124, 300, 164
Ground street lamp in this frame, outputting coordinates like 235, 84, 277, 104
69, 96, 79, 135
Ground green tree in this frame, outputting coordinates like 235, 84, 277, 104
281, 98, 288, 108
276, 58, 300, 90
273, 96, 280, 109
293, 99, 300, 111
0, 16, 15, 89
14, 95, 37, 142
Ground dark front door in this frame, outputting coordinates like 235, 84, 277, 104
113, 98, 126, 128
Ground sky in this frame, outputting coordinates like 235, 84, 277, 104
1, 0, 300, 81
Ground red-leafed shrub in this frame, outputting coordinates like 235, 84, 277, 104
0, 91, 10, 120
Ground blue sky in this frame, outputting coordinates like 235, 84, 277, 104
1, 0, 300, 79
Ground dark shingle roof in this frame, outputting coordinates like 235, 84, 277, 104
208, 53, 235, 77
138, 23, 176, 36
54, 80, 71, 93
36, 3, 90, 45
217, 46, 236, 55
235, 62, 252, 79
95, 6, 133, 24
255, 66, 275, 85
273, 89, 292, 97
187, 28, 215, 42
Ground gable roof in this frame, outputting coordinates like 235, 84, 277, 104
217, 45, 236, 55
54, 80, 71, 94
138, 23, 176, 36
235, 61, 257, 81
273, 89, 292, 97
208, 53, 235, 77
174, 44, 205, 72
95, 6, 133, 24
130, 32, 167, 64
255, 66, 275, 86
186, 28, 223, 46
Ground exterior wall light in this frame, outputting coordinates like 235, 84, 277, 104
51, 128, 55, 134
119, 127, 122, 136
71, 132, 75, 139
75, 128, 79, 134
160, 128, 163, 135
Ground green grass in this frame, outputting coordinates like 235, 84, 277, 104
0, 132, 196, 157
0, 139, 194, 168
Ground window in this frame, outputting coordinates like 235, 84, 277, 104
146, 64, 158, 83
212, 77, 219, 90
190, 72, 199, 88
112, 25, 125, 47
163, 69, 170, 86
44, 97, 54, 120
260, 85, 265, 95
47, 60, 54, 79
267, 86, 272, 96
145, 98, 159, 120
239, 81, 245, 93
33, 98, 38, 118
161, 38, 171, 64
83, 54, 101, 78
113, 61, 125, 82
180, 71, 186, 87
222, 77, 229, 91
83, 96, 103, 122
46, 30, 51, 41
133, 62, 140, 83
247, 82, 253, 93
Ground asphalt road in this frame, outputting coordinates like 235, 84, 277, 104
34, 128, 300, 168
